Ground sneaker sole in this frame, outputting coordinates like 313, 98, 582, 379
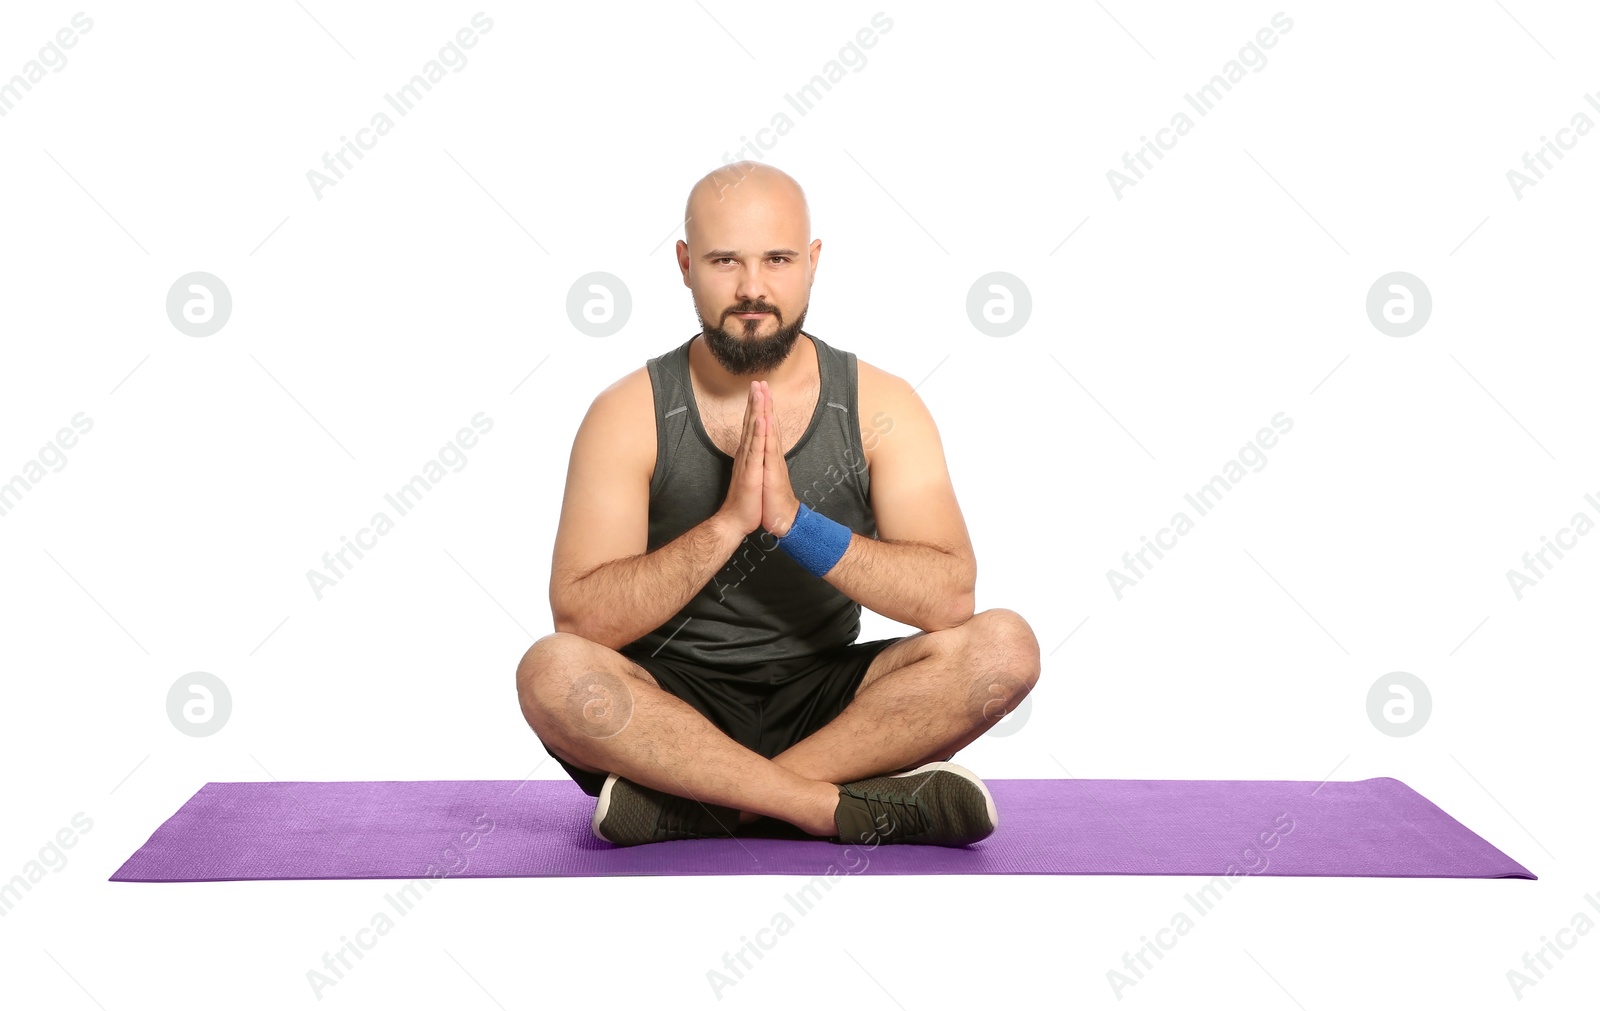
591, 772, 621, 841
889, 760, 999, 833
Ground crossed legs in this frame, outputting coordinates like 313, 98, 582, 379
516, 608, 1041, 838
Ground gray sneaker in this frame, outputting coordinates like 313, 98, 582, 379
831, 761, 998, 847
591, 773, 740, 846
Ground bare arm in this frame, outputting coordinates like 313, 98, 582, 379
772, 369, 976, 632
554, 514, 743, 651
548, 375, 742, 649
818, 535, 972, 633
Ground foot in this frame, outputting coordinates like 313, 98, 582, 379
591, 773, 741, 846
831, 761, 998, 847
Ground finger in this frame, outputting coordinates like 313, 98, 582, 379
748, 385, 765, 463
741, 381, 760, 461
761, 383, 776, 449
741, 381, 757, 438
769, 383, 783, 440
765, 383, 782, 450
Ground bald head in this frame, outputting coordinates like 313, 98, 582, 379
683, 161, 810, 250
676, 161, 821, 377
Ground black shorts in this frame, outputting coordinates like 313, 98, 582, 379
544, 636, 908, 797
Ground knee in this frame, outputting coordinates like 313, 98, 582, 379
964, 608, 1041, 687
515, 633, 640, 743
515, 632, 590, 718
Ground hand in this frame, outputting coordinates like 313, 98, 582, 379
716, 381, 766, 537
758, 380, 802, 537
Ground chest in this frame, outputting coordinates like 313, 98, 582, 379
697, 390, 819, 458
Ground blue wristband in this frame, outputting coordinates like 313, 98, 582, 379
776, 503, 852, 576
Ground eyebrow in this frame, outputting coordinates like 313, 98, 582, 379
700, 249, 802, 261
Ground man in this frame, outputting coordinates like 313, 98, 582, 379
516, 161, 1040, 848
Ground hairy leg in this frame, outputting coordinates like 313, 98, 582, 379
517, 632, 839, 836
767, 608, 1041, 787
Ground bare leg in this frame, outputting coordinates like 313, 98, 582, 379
768, 609, 1041, 786
517, 633, 839, 837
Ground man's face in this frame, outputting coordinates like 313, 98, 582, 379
679, 189, 819, 376
693, 258, 810, 375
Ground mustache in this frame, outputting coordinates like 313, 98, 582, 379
727, 303, 779, 316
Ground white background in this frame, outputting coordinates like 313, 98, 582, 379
2, 2, 1596, 1008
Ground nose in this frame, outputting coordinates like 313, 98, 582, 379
733, 268, 774, 308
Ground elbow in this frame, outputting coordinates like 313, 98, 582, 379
550, 590, 590, 641
549, 573, 594, 640
927, 588, 975, 632
932, 556, 977, 629
551, 613, 583, 637
550, 605, 622, 651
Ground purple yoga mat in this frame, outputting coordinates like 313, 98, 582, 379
110, 776, 1535, 881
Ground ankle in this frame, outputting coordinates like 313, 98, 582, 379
807, 781, 841, 838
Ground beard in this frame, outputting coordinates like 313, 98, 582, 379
697, 299, 809, 375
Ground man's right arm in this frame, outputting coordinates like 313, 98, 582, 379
547, 374, 743, 650
553, 514, 743, 650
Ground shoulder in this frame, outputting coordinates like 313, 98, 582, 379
595, 363, 653, 409
853, 357, 924, 464
854, 357, 911, 404
579, 365, 656, 480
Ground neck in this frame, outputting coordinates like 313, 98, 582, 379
690, 331, 814, 399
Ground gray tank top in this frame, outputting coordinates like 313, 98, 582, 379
623, 332, 877, 669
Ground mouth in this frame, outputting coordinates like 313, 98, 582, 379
732, 311, 772, 319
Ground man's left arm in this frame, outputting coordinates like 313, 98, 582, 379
768, 375, 976, 632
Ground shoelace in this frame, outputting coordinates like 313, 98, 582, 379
849, 784, 928, 841
656, 792, 725, 841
